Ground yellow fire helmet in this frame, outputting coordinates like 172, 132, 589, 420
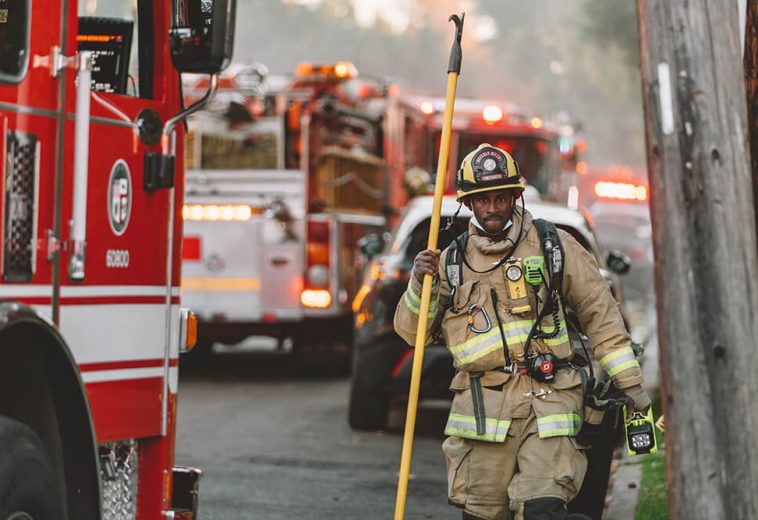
455, 143, 524, 201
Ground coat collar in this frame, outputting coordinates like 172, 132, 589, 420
468, 206, 533, 255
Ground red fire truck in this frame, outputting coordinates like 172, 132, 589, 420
180, 62, 430, 365
0, 0, 234, 518
406, 96, 584, 205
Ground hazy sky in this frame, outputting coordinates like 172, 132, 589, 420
241, 0, 648, 169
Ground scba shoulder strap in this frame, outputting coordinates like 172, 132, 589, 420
531, 218, 564, 292
444, 219, 564, 290
445, 230, 469, 288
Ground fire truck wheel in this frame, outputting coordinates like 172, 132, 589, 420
348, 340, 398, 431
0, 416, 63, 519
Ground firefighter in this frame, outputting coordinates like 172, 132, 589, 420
394, 144, 650, 520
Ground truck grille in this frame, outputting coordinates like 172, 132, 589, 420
100, 439, 139, 520
3, 131, 38, 282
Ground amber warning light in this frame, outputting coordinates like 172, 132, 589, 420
295, 61, 357, 79
594, 181, 648, 201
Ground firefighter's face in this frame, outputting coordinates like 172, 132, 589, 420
465, 189, 515, 234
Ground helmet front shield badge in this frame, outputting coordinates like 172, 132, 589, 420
456, 143, 524, 201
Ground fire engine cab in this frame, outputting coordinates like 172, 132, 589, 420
0, 0, 234, 518
180, 61, 429, 366
408, 96, 584, 205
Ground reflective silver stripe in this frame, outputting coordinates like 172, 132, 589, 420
537, 413, 581, 438
599, 347, 639, 377
445, 413, 510, 442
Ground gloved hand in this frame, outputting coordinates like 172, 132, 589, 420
413, 249, 440, 281
624, 385, 652, 421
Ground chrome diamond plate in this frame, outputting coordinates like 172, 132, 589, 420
3, 131, 37, 282
100, 439, 139, 520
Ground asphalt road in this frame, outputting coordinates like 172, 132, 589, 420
175, 351, 458, 520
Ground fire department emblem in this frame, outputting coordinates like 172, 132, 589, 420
108, 160, 132, 236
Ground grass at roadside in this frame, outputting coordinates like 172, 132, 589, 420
634, 392, 668, 520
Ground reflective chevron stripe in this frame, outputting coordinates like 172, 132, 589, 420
537, 413, 581, 438
445, 413, 510, 442
599, 346, 639, 377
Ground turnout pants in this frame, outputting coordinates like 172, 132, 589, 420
443, 413, 587, 520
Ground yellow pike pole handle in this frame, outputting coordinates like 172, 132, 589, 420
393, 13, 464, 520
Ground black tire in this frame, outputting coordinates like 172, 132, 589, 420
348, 339, 405, 431
0, 416, 63, 520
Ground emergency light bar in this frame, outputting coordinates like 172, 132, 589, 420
295, 61, 357, 79
182, 204, 260, 221
594, 181, 648, 201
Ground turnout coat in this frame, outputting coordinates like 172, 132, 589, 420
393, 207, 644, 442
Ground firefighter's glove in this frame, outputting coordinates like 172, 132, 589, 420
584, 379, 625, 411
586, 392, 627, 411
623, 385, 652, 421
413, 249, 440, 282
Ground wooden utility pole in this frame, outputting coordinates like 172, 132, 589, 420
636, 2, 758, 519
745, 0, 758, 237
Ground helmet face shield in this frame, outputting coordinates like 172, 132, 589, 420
456, 143, 523, 201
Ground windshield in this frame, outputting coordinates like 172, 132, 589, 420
456, 133, 561, 195
191, 117, 280, 170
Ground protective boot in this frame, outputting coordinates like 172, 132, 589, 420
523, 497, 567, 520
462, 511, 487, 520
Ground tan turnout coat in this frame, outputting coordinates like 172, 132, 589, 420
394, 207, 644, 443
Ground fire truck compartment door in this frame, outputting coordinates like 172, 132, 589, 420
181, 217, 304, 321
182, 169, 306, 322
260, 219, 304, 317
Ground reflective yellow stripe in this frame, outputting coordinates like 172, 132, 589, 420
599, 347, 639, 377
537, 322, 569, 347
403, 290, 438, 318
406, 285, 422, 306
543, 331, 569, 347
448, 319, 571, 366
182, 277, 260, 291
449, 325, 526, 366
537, 413, 581, 438
444, 413, 510, 442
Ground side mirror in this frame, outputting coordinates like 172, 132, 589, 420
606, 249, 631, 275
170, 0, 236, 74
358, 233, 384, 260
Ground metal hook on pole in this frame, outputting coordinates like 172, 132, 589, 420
393, 12, 465, 520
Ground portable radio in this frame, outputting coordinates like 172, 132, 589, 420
523, 256, 545, 286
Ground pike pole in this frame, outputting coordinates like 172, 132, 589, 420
393, 13, 464, 520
